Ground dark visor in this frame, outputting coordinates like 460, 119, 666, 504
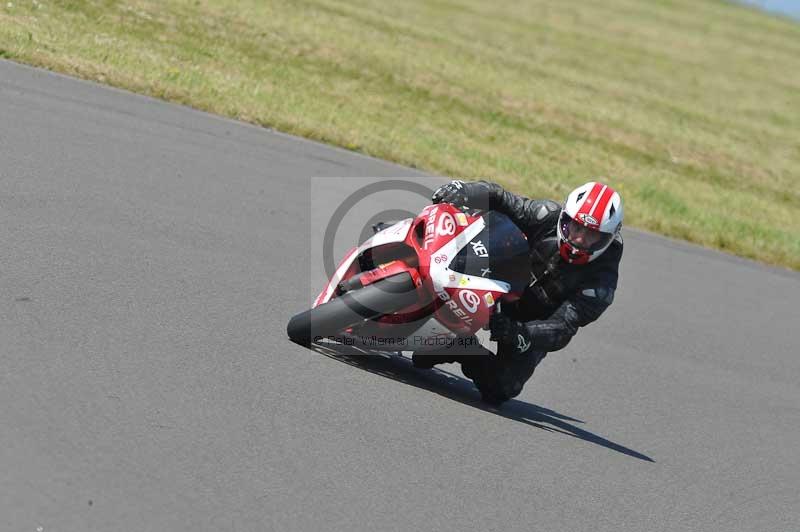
559, 212, 613, 252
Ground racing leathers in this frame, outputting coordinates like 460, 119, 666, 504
420, 180, 622, 404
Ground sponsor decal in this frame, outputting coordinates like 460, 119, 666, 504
458, 290, 480, 313
480, 267, 492, 277
437, 289, 475, 326
444, 298, 474, 326
483, 292, 495, 307
423, 206, 439, 250
470, 240, 488, 258
448, 273, 457, 282
516, 333, 531, 353
437, 212, 456, 236
577, 213, 599, 226
458, 276, 470, 287
455, 212, 468, 226
433, 253, 448, 264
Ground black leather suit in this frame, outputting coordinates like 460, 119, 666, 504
419, 181, 623, 404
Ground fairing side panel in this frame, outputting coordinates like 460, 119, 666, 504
313, 218, 414, 307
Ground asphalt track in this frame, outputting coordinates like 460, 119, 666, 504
2, 59, 799, 532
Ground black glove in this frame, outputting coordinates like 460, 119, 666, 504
431, 180, 491, 208
489, 313, 533, 355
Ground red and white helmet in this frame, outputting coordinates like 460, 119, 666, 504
557, 181, 623, 264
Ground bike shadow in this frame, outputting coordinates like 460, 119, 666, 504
310, 341, 655, 463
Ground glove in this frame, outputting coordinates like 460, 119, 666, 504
431, 180, 468, 206
431, 180, 491, 208
489, 313, 533, 355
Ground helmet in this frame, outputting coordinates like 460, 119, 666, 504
557, 181, 623, 264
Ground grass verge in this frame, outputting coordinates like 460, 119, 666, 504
1, 0, 799, 269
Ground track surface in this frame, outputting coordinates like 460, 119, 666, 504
2, 60, 799, 532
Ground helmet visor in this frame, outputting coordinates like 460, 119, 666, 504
559, 212, 614, 252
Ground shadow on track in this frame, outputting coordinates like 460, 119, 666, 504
311, 341, 655, 463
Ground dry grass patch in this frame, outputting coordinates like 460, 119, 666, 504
1, 0, 799, 269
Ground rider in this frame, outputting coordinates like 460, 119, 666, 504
415, 179, 624, 405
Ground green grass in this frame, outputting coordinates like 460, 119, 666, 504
2, 0, 799, 269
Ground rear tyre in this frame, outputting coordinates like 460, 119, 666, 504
286, 273, 418, 346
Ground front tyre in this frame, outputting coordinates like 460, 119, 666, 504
286, 272, 418, 346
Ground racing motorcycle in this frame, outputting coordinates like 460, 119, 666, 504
286, 203, 530, 351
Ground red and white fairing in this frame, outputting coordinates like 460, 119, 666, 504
313, 218, 415, 308
313, 204, 520, 349
417, 205, 510, 336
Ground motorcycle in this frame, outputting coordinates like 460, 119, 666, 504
286, 203, 530, 352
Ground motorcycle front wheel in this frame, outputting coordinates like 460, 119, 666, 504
286, 272, 419, 346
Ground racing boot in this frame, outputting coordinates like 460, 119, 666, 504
468, 352, 547, 406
